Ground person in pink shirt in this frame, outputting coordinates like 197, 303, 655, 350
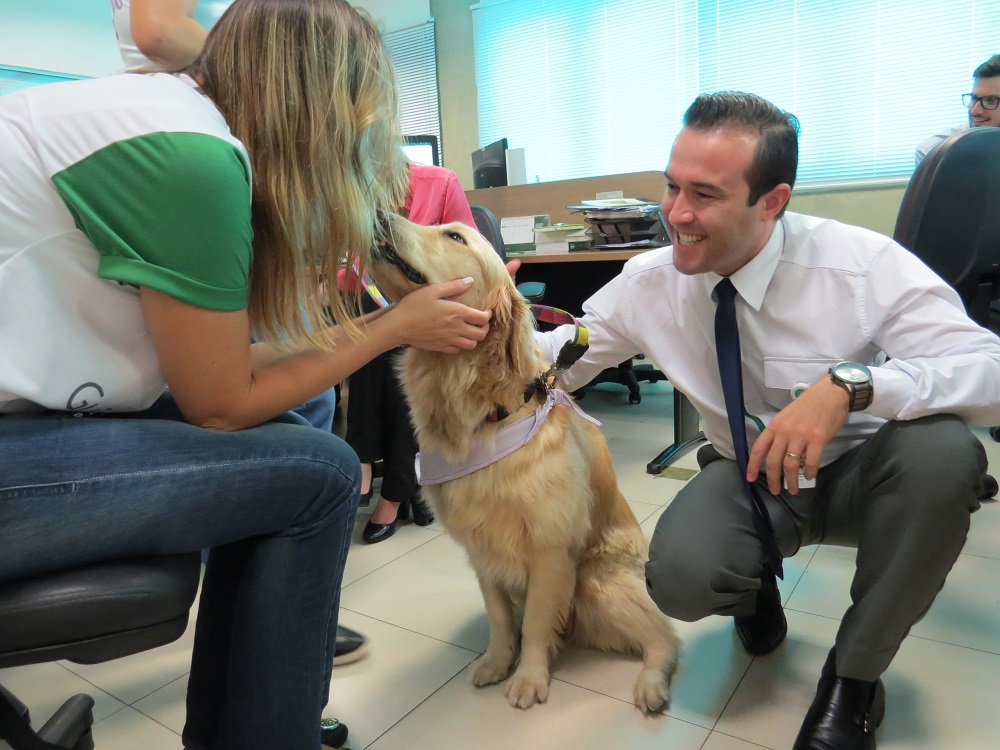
348, 163, 476, 543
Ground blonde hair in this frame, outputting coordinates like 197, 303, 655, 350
192, 0, 404, 345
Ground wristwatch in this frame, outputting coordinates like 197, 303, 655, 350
829, 361, 874, 412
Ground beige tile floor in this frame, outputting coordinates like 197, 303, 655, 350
3, 380, 1000, 749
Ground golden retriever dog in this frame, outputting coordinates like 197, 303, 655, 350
367, 215, 680, 713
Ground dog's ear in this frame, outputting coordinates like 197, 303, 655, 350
480, 282, 535, 397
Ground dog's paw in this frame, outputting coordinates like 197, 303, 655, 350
504, 667, 550, 709
472, 653, 515, 687
633, 668, 671, 714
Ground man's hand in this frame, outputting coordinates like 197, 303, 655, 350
747, 378, 850, 494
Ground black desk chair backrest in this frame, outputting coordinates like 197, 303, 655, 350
893, 126, 1000, 327
0, 553, 202, 749
469, 204, 545, 304
469, 204, 506, 259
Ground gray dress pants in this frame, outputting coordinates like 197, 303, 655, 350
645, 414, 986, 681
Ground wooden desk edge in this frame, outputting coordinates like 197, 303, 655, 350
513, 249, 651, 264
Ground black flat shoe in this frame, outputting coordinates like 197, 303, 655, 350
734, 568, 787, 655
320, 717, 348, 748
793, 649, 884, 750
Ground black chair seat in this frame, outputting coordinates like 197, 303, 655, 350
0, 554, 201, 669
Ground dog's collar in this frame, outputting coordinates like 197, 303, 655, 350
486, 379, 546, 423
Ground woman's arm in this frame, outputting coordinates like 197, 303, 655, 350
130, 0, 207, 68
141, 277, 490, 431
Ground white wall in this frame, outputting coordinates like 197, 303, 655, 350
0, 1, 429, 77
353, 0, 431, 34
0, 0, 124, 76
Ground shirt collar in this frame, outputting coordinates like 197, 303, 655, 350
704, 219, 785, 311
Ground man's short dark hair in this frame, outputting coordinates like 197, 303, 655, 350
683, 92, 799, 216
974, 54, 1000, 79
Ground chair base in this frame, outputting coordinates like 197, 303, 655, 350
1, 687, 94, 750
585, 358, 667, 404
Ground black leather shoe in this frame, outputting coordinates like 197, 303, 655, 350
793, 650, 885, 750
320, 717, 348, 748
734, 569, 787, 655
358, 486, 374, 507
334, 625, 370, 666
361, 515, 398, 543
407, 494, 435, 526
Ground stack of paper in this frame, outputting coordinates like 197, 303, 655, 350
499, 214, 550, 254
566, 199, 667, 250
533, 223, 589, 254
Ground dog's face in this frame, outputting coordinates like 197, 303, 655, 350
368, 214, 543, 429
368, 214, 512, 312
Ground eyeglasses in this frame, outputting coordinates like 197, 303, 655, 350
963, 93, 1000, 110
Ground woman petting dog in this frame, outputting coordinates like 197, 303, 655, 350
0, 1, 490, 748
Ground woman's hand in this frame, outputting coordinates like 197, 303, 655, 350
385, 277, 492, 353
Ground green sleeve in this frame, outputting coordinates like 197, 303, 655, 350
52, 131, 253, 310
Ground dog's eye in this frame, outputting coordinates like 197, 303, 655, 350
445, 231, 467, 245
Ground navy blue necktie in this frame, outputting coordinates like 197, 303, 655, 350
714, 277, 784, 579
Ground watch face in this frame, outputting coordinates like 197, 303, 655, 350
833, 362, 870, 384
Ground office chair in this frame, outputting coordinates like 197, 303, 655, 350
893, 126, 1000, 447
469, 205, 546, 304
894, 126, 1000, 327
0, 553, 201, 749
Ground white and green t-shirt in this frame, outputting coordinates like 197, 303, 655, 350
0, 72, 252, 413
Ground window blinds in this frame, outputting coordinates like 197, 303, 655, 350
472, 0, 1000, 185
0, 66, 82, 97
383, 21, 443, 160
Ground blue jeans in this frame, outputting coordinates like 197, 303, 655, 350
0, 395, 360, 750
293, 387, 338, 432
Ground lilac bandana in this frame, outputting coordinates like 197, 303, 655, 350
415, 389, 601, 485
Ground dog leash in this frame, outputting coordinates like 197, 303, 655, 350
531, 305, 589, 380
354, 260, 392, 310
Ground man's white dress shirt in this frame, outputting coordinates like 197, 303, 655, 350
536, 212, 1000, 466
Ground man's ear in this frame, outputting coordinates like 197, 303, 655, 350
760, 183, 792, 221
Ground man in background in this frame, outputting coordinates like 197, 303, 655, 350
915, 53, 1000, 164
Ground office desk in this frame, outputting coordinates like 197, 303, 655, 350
515, 249, 705, 473
513, 250, 645, 314
515, 249, 645, 264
